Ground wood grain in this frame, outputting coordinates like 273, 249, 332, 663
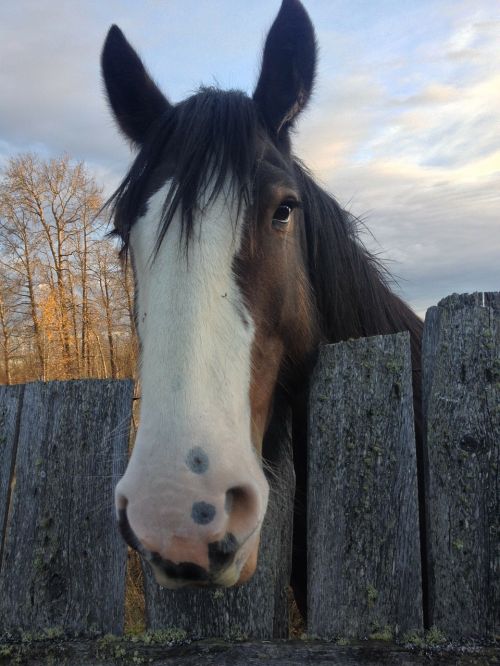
422, 292, 500, 638
308, 333, 422, 638
0, 637, 496, 665
0, 379, 133, 635
0, 384, 23, 565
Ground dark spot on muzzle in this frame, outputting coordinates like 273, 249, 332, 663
118, 508, 210, 583
208, 532, 239, 571
150, 552, 210, 583
192, 501, 216, 525
117, 509, 244, 585
186, 446, 209, 474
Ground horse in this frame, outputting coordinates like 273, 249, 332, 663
101, 0, 423, 616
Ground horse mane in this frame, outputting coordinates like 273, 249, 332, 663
294, 161, 421, 343
107, 88, 259, 257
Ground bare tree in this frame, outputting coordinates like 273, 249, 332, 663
0, 278, 13, 384
0, 172, 45, 378
0, 152, 136, 384
93, 244, 120, 379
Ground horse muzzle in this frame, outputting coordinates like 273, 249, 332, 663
116, 499, 262, 589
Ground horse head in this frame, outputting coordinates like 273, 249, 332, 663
102, 0, 319, 588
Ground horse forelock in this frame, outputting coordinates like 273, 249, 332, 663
107, 88, 262, 259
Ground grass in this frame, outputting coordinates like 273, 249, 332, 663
124, 550, 146, 636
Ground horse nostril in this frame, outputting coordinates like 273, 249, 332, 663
117, 505, 143, 554
225, 484, 260, 534
225, 486, 254, 514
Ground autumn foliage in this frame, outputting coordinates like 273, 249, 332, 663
0, 153, 137, 384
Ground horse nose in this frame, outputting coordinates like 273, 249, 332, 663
115, 482, 263, 584
224, 484, 262, 536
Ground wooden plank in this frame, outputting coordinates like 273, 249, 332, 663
0, 379, 134, 635
0, 384, 24, 563
422, 292, 500, 639
308, 332, 422, 639
0, 637, 497, 666
142, 391, 295, 639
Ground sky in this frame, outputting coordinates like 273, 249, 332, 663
1, 0, 499, 317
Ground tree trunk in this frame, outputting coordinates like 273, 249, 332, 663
0, 291, 12, 385
20, 223, 45, 378
104, 273, 117, 379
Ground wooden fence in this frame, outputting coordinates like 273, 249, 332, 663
0, 292, 498, 655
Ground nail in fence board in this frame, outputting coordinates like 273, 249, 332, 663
0, 385, 24, 560
142, 392, 295, 638
308, 332, 422, 638
422, 292, 499, 638
0, 379, 134, 635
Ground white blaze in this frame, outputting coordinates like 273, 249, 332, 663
115, 181, 268, 558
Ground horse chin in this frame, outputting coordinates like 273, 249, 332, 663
149, 562, 242, 590
148, 535, 261, 590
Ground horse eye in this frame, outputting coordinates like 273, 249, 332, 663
272, 205, 292, 229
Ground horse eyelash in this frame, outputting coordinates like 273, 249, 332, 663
281, 199, 303, 210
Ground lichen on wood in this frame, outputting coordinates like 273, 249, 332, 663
0, 379, 134, 636
422, 292, 500, 639
308, 332, 422, 638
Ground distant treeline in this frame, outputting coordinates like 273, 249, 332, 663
0, 153, 136, 384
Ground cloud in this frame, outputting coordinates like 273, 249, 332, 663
0, 0, 132, 184
293, 4, 500, 315
0, 0, 279, 187
0, 0, 498, 317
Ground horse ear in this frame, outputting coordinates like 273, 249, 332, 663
253, 0, 317, 138
101, 25, 171, 146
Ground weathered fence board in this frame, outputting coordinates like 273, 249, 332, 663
0, 290, 497, 651
308, 332, 422, 638
0, 637, 497, 666
0, 379, 134, 635
142, 392, 295, 639
0, 384, 23, 563
422, 292, 500, 639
